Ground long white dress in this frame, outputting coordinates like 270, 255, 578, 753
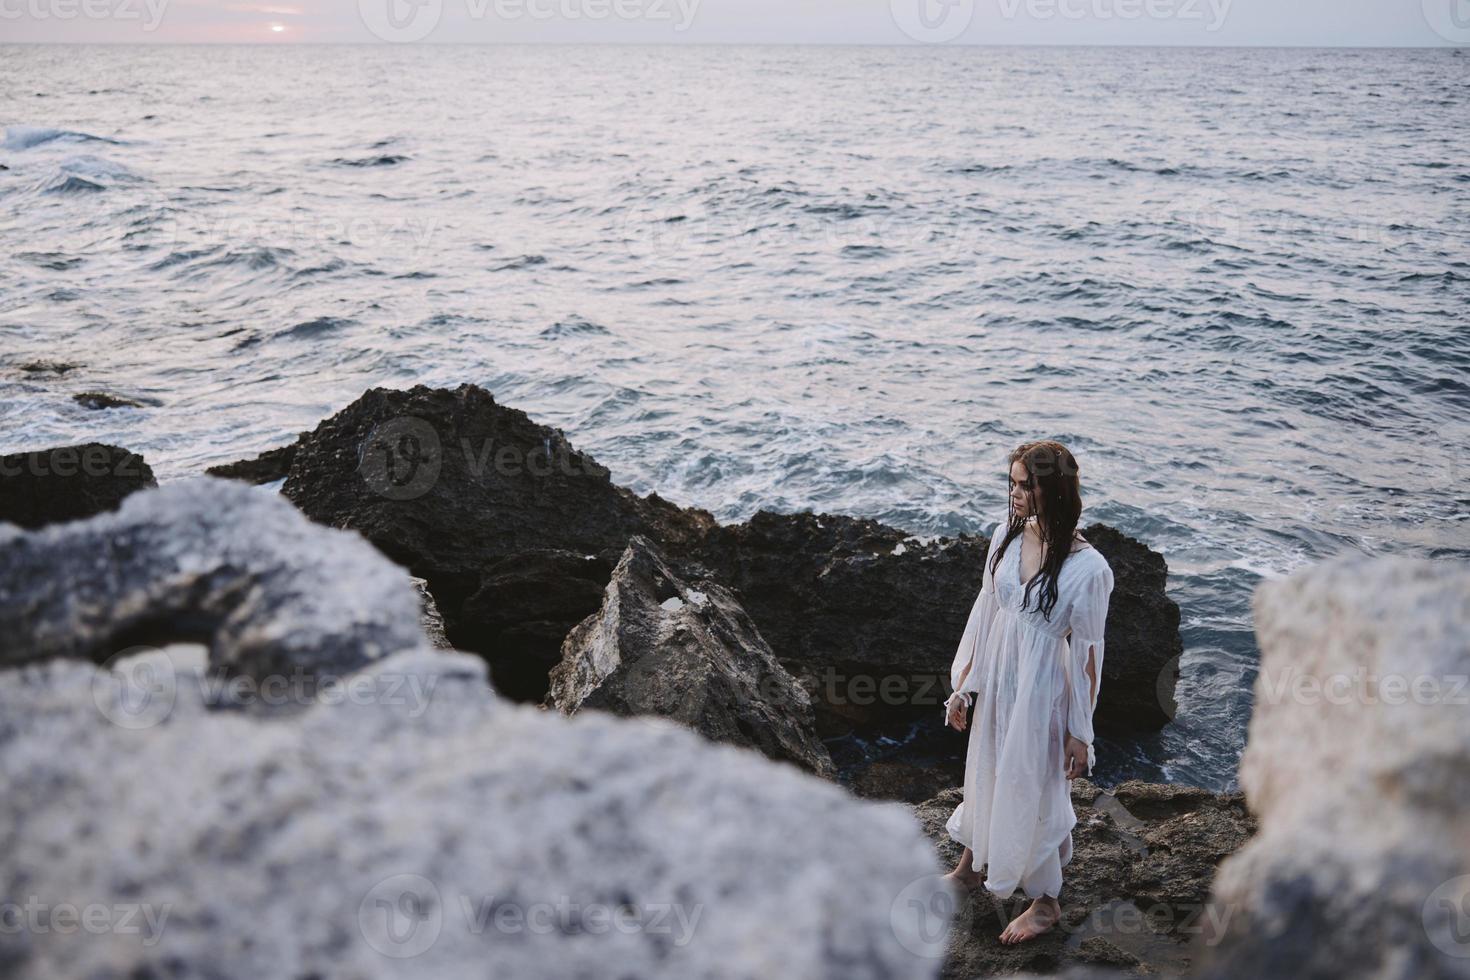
942, 511, 1116, 901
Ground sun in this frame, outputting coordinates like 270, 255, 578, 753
269, 22, 285, 32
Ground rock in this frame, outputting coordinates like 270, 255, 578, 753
690, 510, 989, 734
548, 535, 836, 780
911, 779, 1254, 979
72, 391, 152, 410
205, 439, 300, 485
0, 442, 155, 529
1078, 523, 1181, 734
279, 383, 716, 658
274, 385, 1182, 742
413, 575, 453, 650
0, 647, 948, 979
456, 549, 613, 702
0, 477, 424, 681
1193, 556, 1470, 979
690, 511, 1180, 737
16, 359, 79, 374
851, 759, 961, 806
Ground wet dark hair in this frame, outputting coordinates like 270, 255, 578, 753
988, 440, 1083, 622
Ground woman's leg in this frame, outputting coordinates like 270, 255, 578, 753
943, 847, 984, 887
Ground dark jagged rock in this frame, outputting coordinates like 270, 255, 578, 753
205, 439, 300, 485
912, 780, 1255, 979
279, 384, 717, 674
689, 510, 988, 733
690, 510, 1181, 737
1078, 524, 1181, 734
850, 758, 959, 805
274, 384, 1181, 744
456, 549, 613, 701
16, 359, 79, 374
547, 535, 836, 779
0, 477, 424, 680
73, 391, 151, 410
0, 443, 155, 530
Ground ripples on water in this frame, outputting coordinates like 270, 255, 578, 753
2, 44, 1467, 791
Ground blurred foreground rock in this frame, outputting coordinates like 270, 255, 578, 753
0, 649, 946, 979
0, 477, 423, 680
0, 480, 950, 979
1194, 556, 1470, 979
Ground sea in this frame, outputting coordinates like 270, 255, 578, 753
2, 43, 1467, 793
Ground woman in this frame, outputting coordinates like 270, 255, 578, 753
940, 440, 1115, 944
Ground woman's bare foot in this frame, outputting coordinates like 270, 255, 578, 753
942, 867, 984, 891
943, 848, 985, 891
999, 896, 1061, 944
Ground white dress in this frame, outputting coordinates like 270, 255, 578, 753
942, 511, 1116, 901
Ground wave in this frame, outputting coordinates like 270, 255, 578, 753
331, 154, 410, 168
3, 125, 123, 151
540, 317, 611, 339
43, 175, 107, 195
277, 316, 357, 340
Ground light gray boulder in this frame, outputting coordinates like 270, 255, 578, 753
0, 648, 948, 979
1195, 556, 1470, 979
0, 477, 425, 680
547, 535, 837, 780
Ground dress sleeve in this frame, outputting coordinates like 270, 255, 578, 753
1065, 558, 1115, 775
943, 512, 1008, 718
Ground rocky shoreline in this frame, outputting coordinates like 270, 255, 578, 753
2, 381, 1464, 978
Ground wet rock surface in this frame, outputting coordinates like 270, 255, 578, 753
912, 780, 1255, 979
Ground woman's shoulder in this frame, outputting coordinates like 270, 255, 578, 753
1065, 542, 1111, 576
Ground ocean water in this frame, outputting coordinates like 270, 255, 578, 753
2, 44, 1466, 792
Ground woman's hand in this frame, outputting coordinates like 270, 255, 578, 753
1064, 735, 1090, 779
945, 693, 969, 731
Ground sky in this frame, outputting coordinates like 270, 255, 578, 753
0, 0, 1464, 45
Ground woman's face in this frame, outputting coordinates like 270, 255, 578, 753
1009, 459, 1038, 520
